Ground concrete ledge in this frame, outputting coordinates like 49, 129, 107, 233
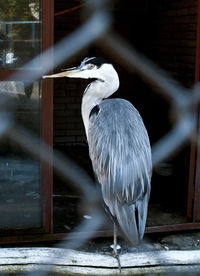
1, 247, 200, 275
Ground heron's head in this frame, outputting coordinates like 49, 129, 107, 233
43, 57, 119, 85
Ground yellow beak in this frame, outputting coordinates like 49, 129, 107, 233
43, 67, 81, 79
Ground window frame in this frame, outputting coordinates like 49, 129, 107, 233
0, 0, 54, 236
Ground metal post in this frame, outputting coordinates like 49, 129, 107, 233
8, 23, 12, 49
32, 22, 35, 48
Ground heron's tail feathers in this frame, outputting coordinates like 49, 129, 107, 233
136, 196, 149, 239
115, 202, 139, 245
115, 199, 148, 245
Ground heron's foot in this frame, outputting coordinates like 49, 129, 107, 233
112, 247, 122, 272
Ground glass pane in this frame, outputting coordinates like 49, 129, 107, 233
0, 80, 41, 230
0, 0, 41, 69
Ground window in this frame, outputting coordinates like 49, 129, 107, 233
0, 0, 53, 236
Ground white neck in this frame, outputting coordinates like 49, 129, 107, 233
81, 68, 119, 139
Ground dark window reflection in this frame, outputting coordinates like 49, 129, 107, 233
0, 81, 41, 230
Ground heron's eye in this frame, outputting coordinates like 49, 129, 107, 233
90, 64, 95, 69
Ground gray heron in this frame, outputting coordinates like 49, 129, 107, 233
43, 57, 152, 270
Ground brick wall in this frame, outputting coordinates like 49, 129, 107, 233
54, 0, 88, 146
148, 0, 198, 88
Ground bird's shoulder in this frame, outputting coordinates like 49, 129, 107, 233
100, 98, 138, 112
88, 98, 148, 143
89, 98, 141, 127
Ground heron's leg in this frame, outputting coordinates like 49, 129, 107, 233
113, 223, 121, 272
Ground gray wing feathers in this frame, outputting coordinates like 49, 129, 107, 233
115, 202, 139, 244
88, 98, 152, 244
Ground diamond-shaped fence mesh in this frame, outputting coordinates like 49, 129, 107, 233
0, 0, 200, 275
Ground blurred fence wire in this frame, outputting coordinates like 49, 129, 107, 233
0, 0, 200, 274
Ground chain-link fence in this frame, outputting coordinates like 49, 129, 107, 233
0, 0, 200, 275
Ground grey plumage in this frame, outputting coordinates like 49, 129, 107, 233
43, 57, 152, 248
88, 98, 151, 244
